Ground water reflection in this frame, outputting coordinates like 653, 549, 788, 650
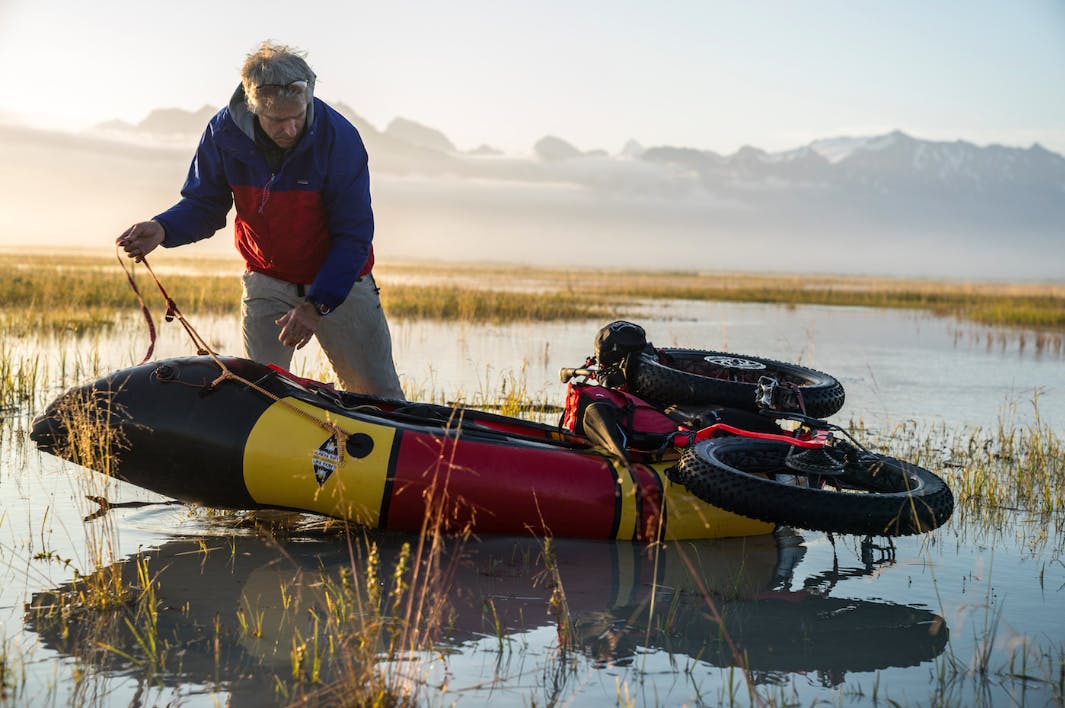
24, 523, 948, 704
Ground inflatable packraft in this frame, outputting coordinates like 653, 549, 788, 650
31, 356, 772, 540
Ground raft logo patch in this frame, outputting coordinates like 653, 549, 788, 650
312, 435, 340, 486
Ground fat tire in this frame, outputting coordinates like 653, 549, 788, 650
673, 438, 954, 536
631, 348, 846, 418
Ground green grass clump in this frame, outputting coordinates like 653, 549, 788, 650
0, 347, 39, 409
857, 400, 1065, 533
0, 646, 17, 703
949, 405, 1064, 518
967, 298, 1065, 329
382, 284, 605, 322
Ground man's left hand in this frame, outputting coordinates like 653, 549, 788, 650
276, 302, 322, 349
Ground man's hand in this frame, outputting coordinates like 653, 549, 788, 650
276, 302, 323, 349
117, 221, 165, 260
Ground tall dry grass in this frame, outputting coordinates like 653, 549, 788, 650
4, 251, 1063, 334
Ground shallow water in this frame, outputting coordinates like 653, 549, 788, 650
2, 302, 1064, 706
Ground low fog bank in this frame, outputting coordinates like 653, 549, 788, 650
2, 117, 1062, 281
372, 175, 1056, 279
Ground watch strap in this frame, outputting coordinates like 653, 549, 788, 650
306, 296, 332, 316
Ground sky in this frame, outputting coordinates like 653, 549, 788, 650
1, 0, 1064, 156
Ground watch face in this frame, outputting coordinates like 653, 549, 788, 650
307, 297, 330, 315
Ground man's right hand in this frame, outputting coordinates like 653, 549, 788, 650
117, 221, 165, 260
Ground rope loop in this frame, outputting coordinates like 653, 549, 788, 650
117, 248, 349, 464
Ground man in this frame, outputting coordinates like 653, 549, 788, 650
117, 41, 404, 399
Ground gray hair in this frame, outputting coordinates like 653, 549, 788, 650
241, 41, 317, 115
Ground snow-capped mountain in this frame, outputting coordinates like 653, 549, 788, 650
86, 107, 1065, 198
644, 130, 1065, 194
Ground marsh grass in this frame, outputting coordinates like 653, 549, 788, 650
47, 384, 127, 484
5, 252, 1063, 335
0, 253, 240, 336
589, 276, 1065, 330
921, 563, 1065, 708
0, 346, 113, 415
28, 383, 146, 646
27, 550, 174, 704
0, 346, 39, 410
951, 402, 1065, 518
539, 537, 574, 654
21, 396, 478, 705
0, 642, 18, 703
292, 357, 561, 421
0, 252, 604, 334
383, 284, 606, 322
461, 362, 561, 418
855, 396, 1065, 535
255, 409, 480, 705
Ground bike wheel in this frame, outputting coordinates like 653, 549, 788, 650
630, 348, 845, 418
673, 438, 954, 536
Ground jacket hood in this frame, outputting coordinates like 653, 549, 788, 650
227, 84, 316, 142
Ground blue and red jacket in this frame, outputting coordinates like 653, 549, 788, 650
154, 87, 374, 311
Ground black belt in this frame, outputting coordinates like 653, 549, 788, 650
295, 277, 363, 298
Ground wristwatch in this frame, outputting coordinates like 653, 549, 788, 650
306, 296, 332, 316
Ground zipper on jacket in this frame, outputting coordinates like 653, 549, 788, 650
258, 172, 276, 214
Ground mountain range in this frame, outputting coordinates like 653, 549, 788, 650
2, 105, 1062, 279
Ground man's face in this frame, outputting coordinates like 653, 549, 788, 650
258, 100, 308, 149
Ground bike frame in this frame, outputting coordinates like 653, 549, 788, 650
671, 423, 833, 450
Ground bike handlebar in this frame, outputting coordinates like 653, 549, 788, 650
559, 367, 595, 382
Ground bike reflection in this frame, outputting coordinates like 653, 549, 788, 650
25, 520, 947, 702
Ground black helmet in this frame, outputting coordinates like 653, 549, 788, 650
594, 321, 647, 387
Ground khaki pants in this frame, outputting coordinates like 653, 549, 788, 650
241, 271, 405, 399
